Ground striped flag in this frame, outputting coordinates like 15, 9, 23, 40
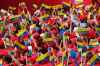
0, 59, 2, 66
36, 52, 49, 62
87, 54, 97, 66
17, 29, 26, 37
15, 41, 26, 50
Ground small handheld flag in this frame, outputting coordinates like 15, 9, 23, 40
87, 54, 97, 65
36, 53, 48, 62
15, 41, 26, 50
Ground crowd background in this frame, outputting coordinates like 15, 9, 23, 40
0, 0, 100, 66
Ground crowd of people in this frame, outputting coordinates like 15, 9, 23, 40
0, 2, 100, 66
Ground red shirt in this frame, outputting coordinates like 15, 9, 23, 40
84, 0, 92, 5
97, 36, 100, 42
95, 64, 100, 66
47, 18, 56, 25
10, 35, 18, 42
79, 15, 85, 21
88, 29, 96, 39
0, 38, 4, 46
13, 62, 17, 66
11, 26, 16, 32
51, 28, 58, 34
69, 32, 76, 39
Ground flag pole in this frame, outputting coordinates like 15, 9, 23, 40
80, 48, 83, 66
3, 38, 7, 48
67, 48, 70, 66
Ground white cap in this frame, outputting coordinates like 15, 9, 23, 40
28, 46, 32, 50
40, 33, 45, 37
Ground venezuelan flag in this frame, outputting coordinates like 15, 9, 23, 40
36, 53, 49, 62
0, 59, 2, 66
87, 54, 97, 66
17, 29, 26, 37
15, 41, 26, 50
